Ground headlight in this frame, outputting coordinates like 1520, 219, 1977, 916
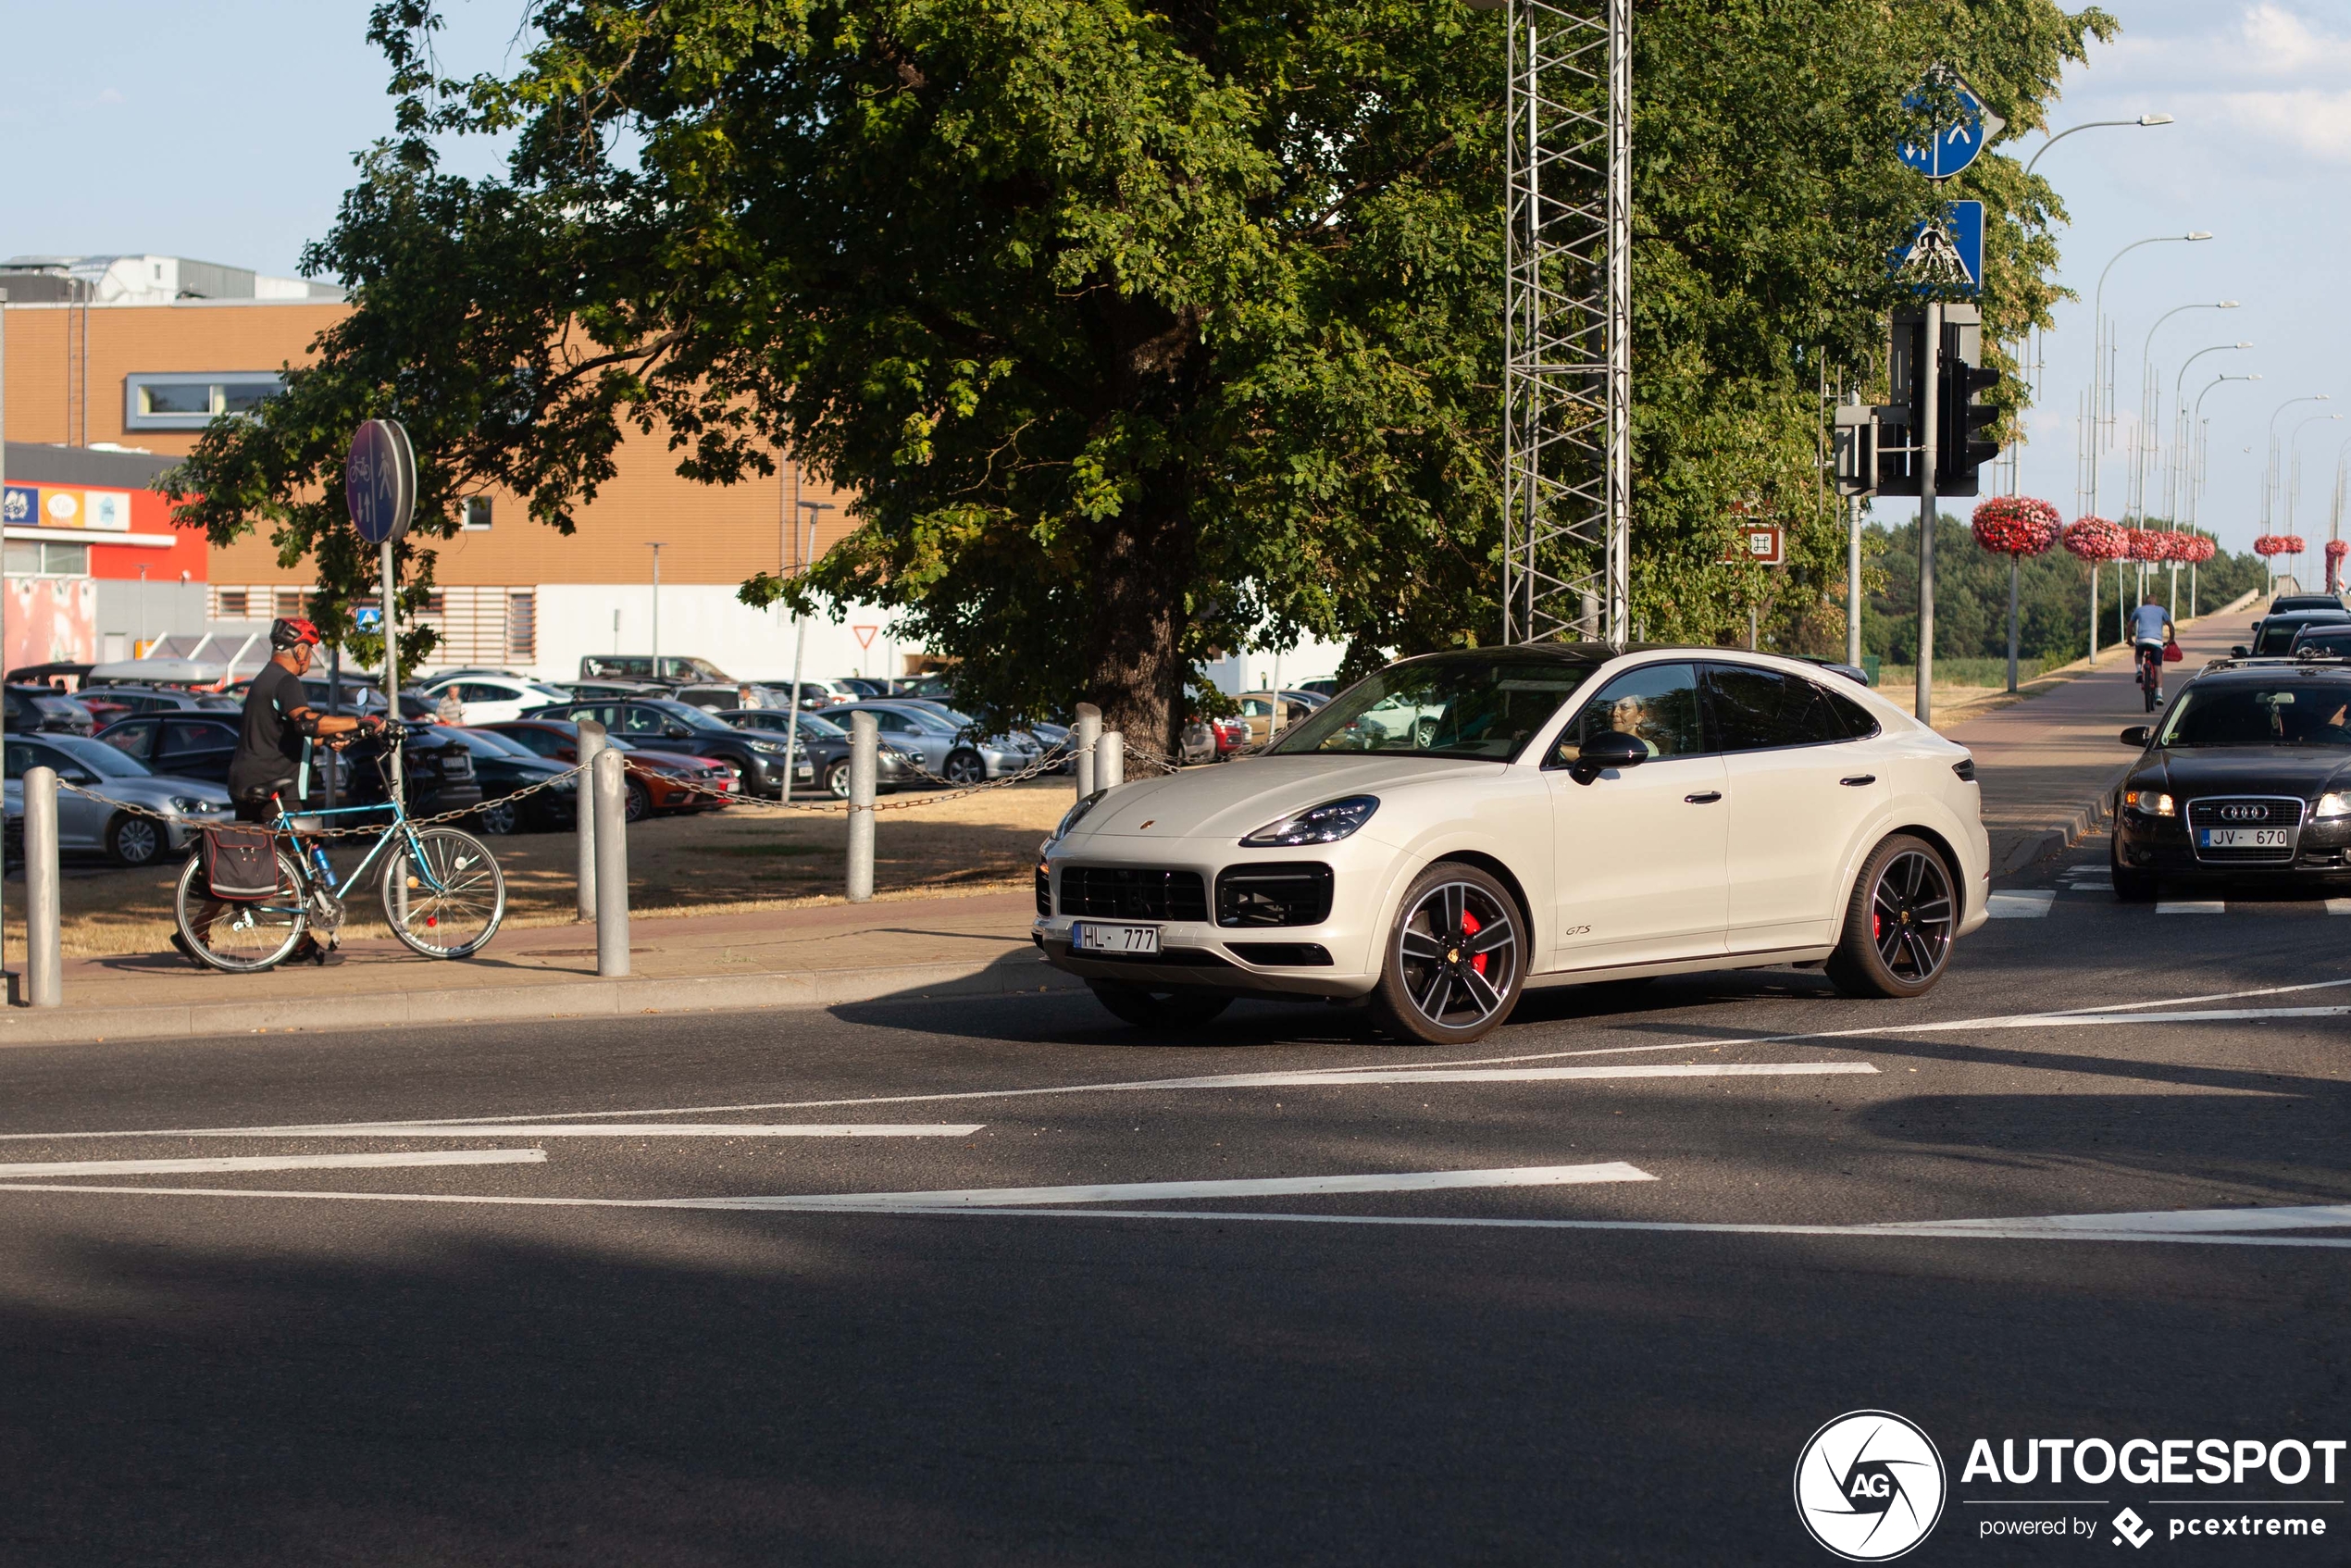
2123, 790, 2175, 817
1054, 790, 1107, 841
2317, 791, 2351, 820
1241, 794, 1379, 847
167, 795, 218, 814
748, 740, 786, 754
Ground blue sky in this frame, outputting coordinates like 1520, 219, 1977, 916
0, 0, 2340, 554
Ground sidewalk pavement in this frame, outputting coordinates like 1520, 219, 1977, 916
0, 596, 2262, 1048
1947, 591, 2255, 876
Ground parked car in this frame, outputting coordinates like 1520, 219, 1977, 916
92, 713, 483, 820
742, 678, 864, 709
835, 678, 895, 699
477, 719, 734, 820
718, 708, 914, 797
417, 673, 577, 726
0, 732, 231, 865
555, 678, 672, 703
439, 726, 580, 833
671, 682, 793, 714
895, 671, 959, 701
1178, 715, 1220, 766
5, 685, 94, 736
68, 684, 241, 716
820, 700, 1043, 785
578, 654, 733, 684
525, 697, 796, 798
1298, 678, 1342, 700
1235, 690, 1317, 745
1037, 646, 1987, 1040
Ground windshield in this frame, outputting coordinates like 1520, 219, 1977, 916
444, 728, 534, 759
2158, 683, 2351, 747
53, 737, 153, 778
798, 712, 848, 739
647, 698, 738, 734
1264, 652, 1600, 760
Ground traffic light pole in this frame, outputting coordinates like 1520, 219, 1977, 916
1917, 301, 1941, 728
1847, 493, 1863, 669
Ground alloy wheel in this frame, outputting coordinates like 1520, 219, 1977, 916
1395, 879, 1520, 1032
1870, 850, 1954, 983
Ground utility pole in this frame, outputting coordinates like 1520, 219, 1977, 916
779, 501, 834, 798
1917, 302, 1941, 727
647, 542, 665, 679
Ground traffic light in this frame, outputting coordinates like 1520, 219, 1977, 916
1873, 310, 1929, 496
1937, 355, 2002, 497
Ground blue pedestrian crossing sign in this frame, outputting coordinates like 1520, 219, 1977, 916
1894, 201, 1984, 294
1897, 69, 2005, 180
355, 607, 383, 633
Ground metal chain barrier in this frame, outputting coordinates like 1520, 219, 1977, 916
55, 765, 590, 840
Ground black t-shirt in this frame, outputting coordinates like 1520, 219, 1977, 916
229, 662, 311, 798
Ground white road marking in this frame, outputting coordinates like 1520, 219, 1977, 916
1901, 1203, 2351, 1236
690, 1162, 1656, 1210
152, 1124, 988, 1140
2157, 901, 2229, 915
2328, 900, 2351, 915
0, 1149, 542, 1178
1986, 890, 2055, 918
2, 1182, 2349, 1249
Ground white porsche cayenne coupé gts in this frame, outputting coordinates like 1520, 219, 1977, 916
1034, 645, 1989, 1043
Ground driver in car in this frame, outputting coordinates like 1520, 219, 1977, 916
1609, 694, 1666, 756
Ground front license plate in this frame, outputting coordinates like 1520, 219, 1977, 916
2200, 828, 2289, 849
1074, 922, 1161, 955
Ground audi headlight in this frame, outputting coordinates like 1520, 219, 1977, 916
1054, 790, 1107, 841
1241, 794, 1379, 847
2317, 791, 2351, 820
2123, 790, 2176, 817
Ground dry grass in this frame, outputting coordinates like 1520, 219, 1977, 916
19, 779, 1076, 957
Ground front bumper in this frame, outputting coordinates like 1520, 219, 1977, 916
2113, 805, 2351, 878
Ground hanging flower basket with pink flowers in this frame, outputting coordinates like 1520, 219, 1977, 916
1970, 496, 2060, 556
2062, 516, 2129, 561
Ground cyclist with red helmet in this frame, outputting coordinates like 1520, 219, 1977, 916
227, 616, 383, 821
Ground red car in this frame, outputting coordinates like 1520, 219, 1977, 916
479, 719, 736, 820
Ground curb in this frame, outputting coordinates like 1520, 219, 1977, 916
1991, 786, 2118, 877
0, 952, 1090, 1050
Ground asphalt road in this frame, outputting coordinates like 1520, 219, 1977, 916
1, 838, 2347, 1566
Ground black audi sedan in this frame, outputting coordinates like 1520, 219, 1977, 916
2111, 659, 2351, 898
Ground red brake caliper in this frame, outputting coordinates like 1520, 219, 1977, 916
1461, 909, 1486, 976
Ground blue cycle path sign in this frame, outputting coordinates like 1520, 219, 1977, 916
345, 418, 417, 546
1897, 71, 2006, 180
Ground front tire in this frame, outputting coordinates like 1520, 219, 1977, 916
1827, 834, 1957, 999
2110, 831, 2158, 902
942, 748, 986, 786
826, 759, 853, 800
380, 828, 506, 959
107, 812, 165, 867
1365, 863, 1526, 1045
476, 799, 520, 836
1087, 979, 1233, 1030
624, 778, 651, 822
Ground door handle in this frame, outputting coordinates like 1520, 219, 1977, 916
1839, 775, 1877, 787
1684, 790, 1723, 804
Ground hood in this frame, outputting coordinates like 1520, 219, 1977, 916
1068, 754, 1508, 845
2145, 747, 2351, 797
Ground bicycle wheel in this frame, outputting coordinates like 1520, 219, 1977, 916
174, 850, 308, 973
380, 827, 505, 958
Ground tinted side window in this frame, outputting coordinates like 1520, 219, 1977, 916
619, 705, 668, 737
1705, 666, 1844, 753
1822, 687, 1881, 740
100, 718, 159, 759
1551, 663, 1706, 764
505, 728, 564, 757
3, 741, 36, 776
163, 720, 235, 754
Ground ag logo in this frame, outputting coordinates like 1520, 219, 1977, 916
1794, 1410, 1947, 1561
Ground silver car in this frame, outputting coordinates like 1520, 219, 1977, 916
3, 732, 233, 866
823, 701, 1042, 786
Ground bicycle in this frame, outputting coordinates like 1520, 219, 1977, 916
2134, 640, 2167, 713
173, 725, 507, 972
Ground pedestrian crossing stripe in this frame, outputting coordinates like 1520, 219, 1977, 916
1986, 891, 2351, 917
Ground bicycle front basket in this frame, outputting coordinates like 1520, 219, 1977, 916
202, 826, 280, 902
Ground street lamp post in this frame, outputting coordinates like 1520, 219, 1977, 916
778, 500, 835, 800
2262, 396, 2332, 560
2087, 232, 2212, 519
2132, 302, 2237, 520
647, 542, 665, 679
2172, 370, 2258, 614
2168, 343, 2251, 527
2286, 414, 2343, 584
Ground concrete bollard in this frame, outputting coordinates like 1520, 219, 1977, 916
24, 765, 59, 1008
1097, 730, 1124, 789
846, 710, 877, 903
575, 719, 607, 921
592, 748, 630, 977
1074, 703, 1101, 799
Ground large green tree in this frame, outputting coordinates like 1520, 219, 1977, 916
169, 0, 2110, 747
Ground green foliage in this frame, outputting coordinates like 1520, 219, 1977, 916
163, 0, 2113, 743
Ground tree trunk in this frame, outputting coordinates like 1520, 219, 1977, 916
1084, 496, 1193, 762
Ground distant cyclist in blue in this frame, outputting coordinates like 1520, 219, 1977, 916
2131, 593, 2174, 704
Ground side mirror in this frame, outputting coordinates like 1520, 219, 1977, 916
2121, 726, 2153, 749
1569, 729, 1648, 786
665, 724, 690, 740
2231, 646, 2249, 659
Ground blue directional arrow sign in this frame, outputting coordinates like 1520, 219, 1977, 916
1897, 71, 2006, 180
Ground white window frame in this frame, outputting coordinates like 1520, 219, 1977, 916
124, 371, 285, 430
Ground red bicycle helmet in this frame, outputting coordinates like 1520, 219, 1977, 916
270, 616, 323, 650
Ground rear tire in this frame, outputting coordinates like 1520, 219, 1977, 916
624, 778, 651, 822
173, 850, 307, 973
1826, 834, 1957, 999
2110, 832, 2158, 902
476, 799, 519, 836
1087, 979, 1233, 1030
1365, 862, 1526, 1045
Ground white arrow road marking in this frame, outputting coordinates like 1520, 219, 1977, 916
0, 1149, 542, 1179
0, 1182, 2348, 1249
679, 1162, 1656, 1210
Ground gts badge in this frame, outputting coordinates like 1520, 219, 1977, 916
1562, 924, 1592, 938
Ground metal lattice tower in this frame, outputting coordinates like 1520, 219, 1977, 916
1499, 0, 1630, 645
